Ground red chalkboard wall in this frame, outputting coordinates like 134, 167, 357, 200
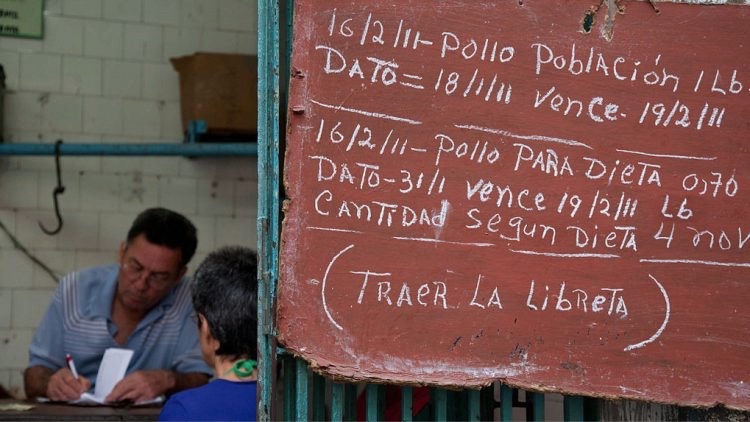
278, 0, 750, 410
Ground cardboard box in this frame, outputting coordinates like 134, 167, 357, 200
171, 53, 257, 136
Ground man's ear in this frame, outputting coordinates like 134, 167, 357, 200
118, 241, 127, 261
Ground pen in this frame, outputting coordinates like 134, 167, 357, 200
65, 353, 79, 379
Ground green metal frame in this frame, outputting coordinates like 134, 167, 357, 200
257, 0, 281, 419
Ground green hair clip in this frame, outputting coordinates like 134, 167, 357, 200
224, 359, 258, 378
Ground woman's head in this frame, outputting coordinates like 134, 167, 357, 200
191, 246, 258, 361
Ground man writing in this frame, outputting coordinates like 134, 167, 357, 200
24, 207, 211, 403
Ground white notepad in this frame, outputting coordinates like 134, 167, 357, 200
36, 347, 164, 406
71, 347, 134, 405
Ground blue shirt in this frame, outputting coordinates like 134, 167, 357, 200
28, 264, 211, 385
159, 379, 257, 421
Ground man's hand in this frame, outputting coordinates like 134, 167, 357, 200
24, 365, 90, 401
105, 370, 210, 403
46, 368, 91, 401
106, 369, 175, 403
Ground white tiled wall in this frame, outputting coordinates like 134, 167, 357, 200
0, 0, 258, 398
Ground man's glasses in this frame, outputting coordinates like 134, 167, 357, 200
121, 260, 174, 290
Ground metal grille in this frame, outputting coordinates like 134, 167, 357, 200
277, 356, 583, 421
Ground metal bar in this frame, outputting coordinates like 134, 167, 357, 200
295, 359, 309, 421
433, 388, 448, 421
365, 384, 379, 422
500, 385, 513, 421
0, 142, 257, 156
378, 385, 386, 421
257, 0, 281, 419
331, 383, 345, 422
282, 356, 296, 422
480, 384, 495, 421
564, 395, 585, 422
313, 373, 326, 421
467, 389, 481, 421
584, 397, 600, 421
455, 390, 469, 421
402, 386, 413, 422
345, 384, 357, 421
529, 391, 545, 421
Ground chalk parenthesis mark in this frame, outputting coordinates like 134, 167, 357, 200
624, 274, 671, 352
322, 244, 355, 331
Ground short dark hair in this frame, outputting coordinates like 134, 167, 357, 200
192, 246, 258, 360
126, 207, 198, 266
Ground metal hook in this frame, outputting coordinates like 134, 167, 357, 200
39, 140, 65, 235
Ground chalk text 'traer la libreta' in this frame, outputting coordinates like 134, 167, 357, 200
351, 270, 628, 318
